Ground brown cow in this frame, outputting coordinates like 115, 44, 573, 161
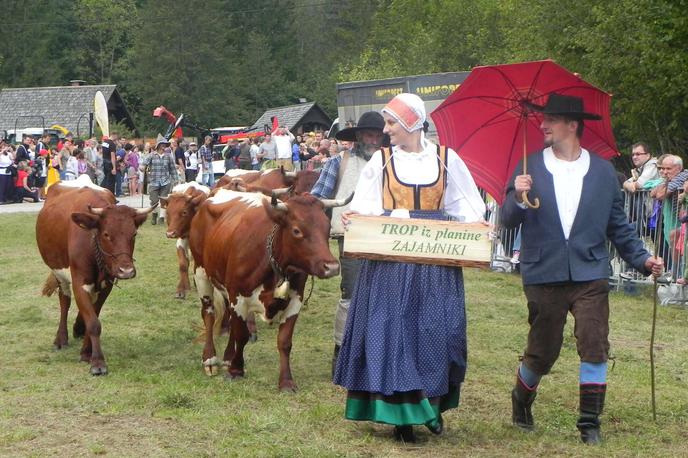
190, 189, 348, 390
159, 182, 210, 299
214, 168, 320, 198
36, 176, 155, 375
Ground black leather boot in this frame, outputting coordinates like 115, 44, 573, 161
331, 344, 340, 380
393, 425, 416, 443
512, 378, 537, 431
151, 213, 158, 225
576, 384, 606, 445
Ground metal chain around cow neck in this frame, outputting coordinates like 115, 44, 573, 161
266, 223, 290, 299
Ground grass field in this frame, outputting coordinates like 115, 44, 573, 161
1, 212, 687, 457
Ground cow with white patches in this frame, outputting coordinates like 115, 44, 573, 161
36, 175, 156, 376
189, 189, 349, 390
159, 182, 210, 299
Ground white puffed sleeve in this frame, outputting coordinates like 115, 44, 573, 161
443, 148, 486, 222
349, 151, 384, 216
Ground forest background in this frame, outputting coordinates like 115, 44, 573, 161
1, 0, 686, 156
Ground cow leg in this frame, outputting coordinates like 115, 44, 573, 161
53, 290, 71, 349
247, 312, 258, 343
175, 243, 190, 299
73, 312, 85, 338
220, 304, 231, 336
195, 267, 218, 375
225, 309, 250, 380
78, 284, 111, 363
277, 314, 299, 392
201, 295, 219, 376
73, 282, 108, 376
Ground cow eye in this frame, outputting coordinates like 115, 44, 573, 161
103, 232, 110, 240
182, 211, 188, 217
292, 226, 303, 238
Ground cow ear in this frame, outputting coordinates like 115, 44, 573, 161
71, 212, 100, 230
262, 199, 288, 225
190, 192, 207, 207
159, 196, 168, 209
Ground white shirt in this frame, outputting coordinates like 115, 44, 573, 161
350, 138, 486, 222
543, 146, 590, 239
273, 131, 295, 160
185, 150, 198, 170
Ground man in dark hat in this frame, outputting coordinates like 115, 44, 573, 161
311, 111, 385, 375
502, 93, 664, 444
141, 135, 177, 225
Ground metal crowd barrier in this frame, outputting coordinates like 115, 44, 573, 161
487, 189, 688, 303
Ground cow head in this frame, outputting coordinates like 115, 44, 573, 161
291, 170, 320, 194
71, 204, 157, 279
160, 189, 207, 239
262, 194, 349, 279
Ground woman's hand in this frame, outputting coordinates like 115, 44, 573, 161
342, 210, 358, 229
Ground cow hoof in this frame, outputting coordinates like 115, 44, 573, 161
224, 371, 245, 382
90, 365, 108, 376
248, 333, 258, 343
203, 365, 218, 376
175, 292, 185, 300
279, 382, 298, 393
53, 341, 68, 350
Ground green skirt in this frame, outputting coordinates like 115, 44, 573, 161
344, 385, 460, 428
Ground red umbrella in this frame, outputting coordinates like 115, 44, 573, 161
431, 59, 618, 205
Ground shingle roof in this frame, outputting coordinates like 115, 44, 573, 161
0, 84, 133, 135
249, 102, 329, 132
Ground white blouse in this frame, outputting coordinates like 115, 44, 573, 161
350, 139, 486, 222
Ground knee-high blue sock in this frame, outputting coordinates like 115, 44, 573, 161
579, 362, 607, 385
518, 362, 541, 389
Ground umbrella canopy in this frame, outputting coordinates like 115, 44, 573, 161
431, 59, 618, 204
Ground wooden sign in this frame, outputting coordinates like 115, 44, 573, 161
343, 215, 491, 268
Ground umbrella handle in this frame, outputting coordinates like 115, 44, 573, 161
521, 191, 540, 209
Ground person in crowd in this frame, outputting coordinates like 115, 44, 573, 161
141, 136, 177, 225
172, 138, 186, 184
273, 125, 295, 171
64, 149, 79, 181
623, 142, 659, 193
0, 142, 14, 203
650, 154, 688, 278
115, 140, 127, 196
223, 139, 240, 171
32, 149, 48, 197
83, 138, 98, 182
125, 145, 140, 195
101, 134, 118, 194
502, 93, 663, 445
36, 133, 50, 159
291, 136, 302, 171
334, 94, 486, 443
311, 111, 385, 377
249, 138, 261, 170
58, 139, 73, 180
238, 138, 252, 170
199, 135, 215, 187
14, 162, 40, 202
15, 135, 32, 164
77, 151, 88, 177
258, 134, 277, 170
46, 148, 61, 190
184, 141, 199, 182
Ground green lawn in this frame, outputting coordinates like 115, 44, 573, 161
1, 212, 687, 457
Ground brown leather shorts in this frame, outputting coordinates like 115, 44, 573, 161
522, 279, 610, 375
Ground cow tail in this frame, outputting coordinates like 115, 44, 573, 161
42, 273, 59, 297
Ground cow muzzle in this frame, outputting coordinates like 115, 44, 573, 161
166, 230, 177, 239
116, 266, 136, 279
320, 261, 340, 279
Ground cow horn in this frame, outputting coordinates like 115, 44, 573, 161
88, 205, 105, 215
135, 203, 159, 215
283, 171, 297, 178
271, 187, 291, 196
270, 194, 288, 212
320, 193, 354, 209
236, 183, 247, 192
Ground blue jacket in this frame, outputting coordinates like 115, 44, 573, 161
501, 150, 651, 285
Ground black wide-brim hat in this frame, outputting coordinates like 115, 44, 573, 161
335, 111, 385, 141
526, 93, 602, 120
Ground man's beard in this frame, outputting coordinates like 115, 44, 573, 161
359, 142, 380, 159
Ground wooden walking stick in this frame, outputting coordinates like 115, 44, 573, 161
650, 210, 663, 421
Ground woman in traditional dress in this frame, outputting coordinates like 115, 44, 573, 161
334, 93, 486, 443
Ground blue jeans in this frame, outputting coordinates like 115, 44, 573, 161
202, 162, 214, 187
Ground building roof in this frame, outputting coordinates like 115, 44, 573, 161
0, 84, 136, 136
249, 102, 332, 133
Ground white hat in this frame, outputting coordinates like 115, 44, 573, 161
382, 93, 426, 132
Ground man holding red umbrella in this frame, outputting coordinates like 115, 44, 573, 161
502, 93, 664, 444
